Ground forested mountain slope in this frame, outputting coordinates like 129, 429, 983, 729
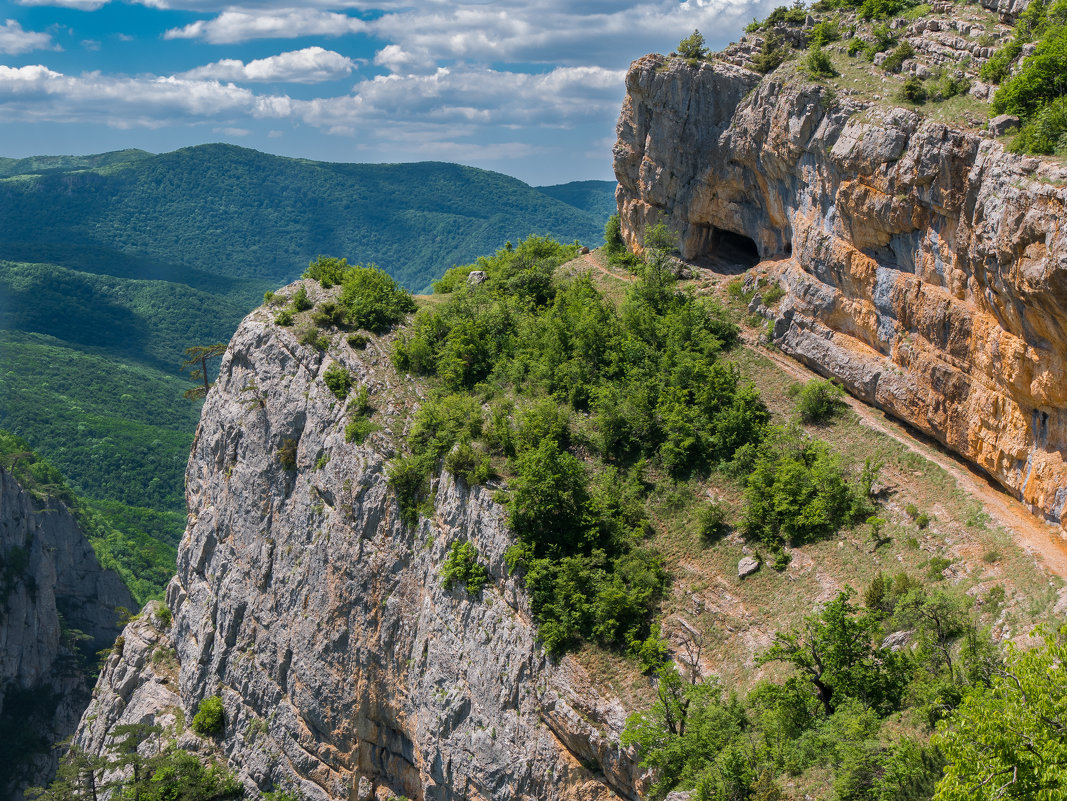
0, 145, 613, 600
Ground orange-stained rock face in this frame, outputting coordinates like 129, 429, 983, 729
615, 53, 1067, 527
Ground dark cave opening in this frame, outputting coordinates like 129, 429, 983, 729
707, 226, 761, 269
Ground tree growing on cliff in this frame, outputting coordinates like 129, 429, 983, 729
180, 343, 227, 400
678, 29, 708, 60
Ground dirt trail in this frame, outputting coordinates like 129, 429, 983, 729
745, 329, 1067, 582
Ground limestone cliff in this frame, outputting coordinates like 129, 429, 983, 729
0, 467, 133, 799
614, 53, 1067, 529
74, 281, 640, 801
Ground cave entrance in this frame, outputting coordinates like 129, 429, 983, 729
711, 226, 761, 268
693, 225, 761, 273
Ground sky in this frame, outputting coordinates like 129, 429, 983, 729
0, 0, 777, 184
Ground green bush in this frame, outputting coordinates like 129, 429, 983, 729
698, 500, 729, 543
338, 264, 417, 333
277, 438, 298, 470
882, 40, 915, 73
899, 76, 928, 103
752, 34, 788, 73
792, 378, 845, 423
1009, 95, 1067, 154
323, 364, 353, 400
291, 284, 312, 312
440, 541, 489, 594
808, 19, 841, 47
191, 695, 224, 737
742, 427, 870, 548
298, 325, 330, 351
444, 441, 492, 486
805, 45, 839, 78
347, 333, 369, 349
763, 4, 808, 27
859, 0, 918, 19
762, 284, 786, 304
303, 255, 353, 288
274, 308, 294, 327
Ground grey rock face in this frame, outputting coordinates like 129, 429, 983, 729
75, 282, 642, 801
615, 54, 1067, 530
0, 468, 133, 799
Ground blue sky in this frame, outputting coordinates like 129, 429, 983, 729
0, 0, 776, 184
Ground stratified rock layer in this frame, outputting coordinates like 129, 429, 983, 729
0, 468, 133, 799
76, 282, 640, 801
615, 54, 1067, 527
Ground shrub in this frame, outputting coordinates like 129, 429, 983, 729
444, 441, 492, 486
311, 300, 346, 328
274, 309, 294, 327
347, 333, 370, 349
678, 29, 708, 60
899, 76, 928, 103
1009, 95, 1067, 154
298, 326, 330, 351
698, 500, 729, 543
793, 379, 845, 423
323, 364, 352, 400
155, 605, 172, 628
805, 45, 839, 78
338, 265, 417, 333
764, 4, 808, 27
192, 695, 224, 737
277, 438, 298, 470
859, 0, 918, 19
882, 40, 914, 73
440, 541, 489, 594
345, 415, 375, 444
291, 285, 312, 312
847, 37, 866, 56
304, 256, 352, 288
753, 34, 789, 73
916, 512, 931, 529
808, 19, 840, 48
605, 214, 626, 255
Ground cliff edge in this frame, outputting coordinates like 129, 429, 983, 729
614, 51, 1067, 530
74, 280, 641, 801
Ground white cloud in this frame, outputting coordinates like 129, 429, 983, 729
216, 125, 251, 135
181, 47, 355, 83
0, 19, 56, 54
0, 65, 289, 127
17, 0, 108, 10
164, 8, 367, 44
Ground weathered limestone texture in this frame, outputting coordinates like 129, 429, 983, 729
615, 54, 1067, 527
0, 468, 133, 799
75, 282, 640, 801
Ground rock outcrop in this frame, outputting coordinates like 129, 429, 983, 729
614, 54, 1067, 529
74, 282, 640, 801
0, 468, 133, 799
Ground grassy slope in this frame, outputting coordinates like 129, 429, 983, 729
567, 253, 1061, 717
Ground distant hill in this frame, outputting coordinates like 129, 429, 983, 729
0, 144, 618, 591
536, 180, 617, 224
0, 144, 611, 293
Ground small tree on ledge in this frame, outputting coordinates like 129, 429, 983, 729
181, 343, 227, 400
678, 29, 707, 60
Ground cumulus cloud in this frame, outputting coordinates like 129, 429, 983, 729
164, 8, 367, 44
0, 19, 56, 54
181, 47, 355, 83
0, 64, 289, 127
